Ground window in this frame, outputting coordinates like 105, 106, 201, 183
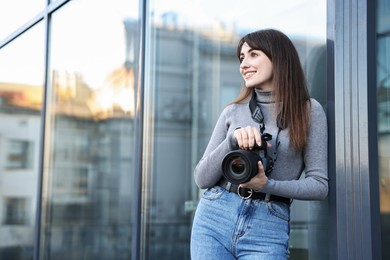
0, 21, 43, 258
3, 197, 30, 225
145, 1, 327, 259
5, 140, 33, 170
39, 1, 140, 259
377, 0, 390, 258
0, 0, 44, 40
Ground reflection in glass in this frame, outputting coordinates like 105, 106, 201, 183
40, 1, 139, 259
0, 24, 44, 259
146, 0, 326, 259
377, 0, 390, 258
0, 0, 44, 40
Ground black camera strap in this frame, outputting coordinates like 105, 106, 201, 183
249, 89, 284, 164
249, 89, 287, 131
249, 91, 265, 133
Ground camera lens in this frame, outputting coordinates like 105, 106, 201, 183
230, 158, 246, 174
222, 150, 259, 184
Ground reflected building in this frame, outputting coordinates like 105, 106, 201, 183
0, 0, 388, 259
378, 86, 390, 244
0, 83, 41, 258
43, 70, 136, 258
0, 17, 326, 259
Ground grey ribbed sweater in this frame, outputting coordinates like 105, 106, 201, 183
194, 89, 328, 200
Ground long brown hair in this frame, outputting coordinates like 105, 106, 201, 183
233, 29, 311, 150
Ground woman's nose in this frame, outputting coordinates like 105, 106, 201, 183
240, 57, 249, 68
240, 59, 249, 68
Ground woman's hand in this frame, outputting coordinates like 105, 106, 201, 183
239, 161, 268, 191
234, 126, 262, 150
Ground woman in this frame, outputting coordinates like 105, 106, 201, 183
190, 29, 328, 259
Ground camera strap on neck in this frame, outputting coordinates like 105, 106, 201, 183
249, 89, 283, 164
249, 89, 287, 132
249, 90, 265, 133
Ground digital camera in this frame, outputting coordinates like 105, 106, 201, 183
221, 134, 273, 184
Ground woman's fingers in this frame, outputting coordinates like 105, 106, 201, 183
234, 126, 261, 149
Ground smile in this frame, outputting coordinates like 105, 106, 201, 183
244, 71, 256, 78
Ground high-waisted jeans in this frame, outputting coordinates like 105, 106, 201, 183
191, 186, 290, 260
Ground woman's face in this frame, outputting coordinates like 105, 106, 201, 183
239, 42, 274, 90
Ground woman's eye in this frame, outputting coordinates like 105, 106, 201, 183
239, 57, 244, 63
251, 52, 258, 57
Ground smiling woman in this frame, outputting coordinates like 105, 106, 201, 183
191, 29, 328, 259
239, 43, 274, 90
0, 0, 328, 259
146, 1, 327, 259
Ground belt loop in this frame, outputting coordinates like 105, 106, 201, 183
226, 182, 232, 192
265, 193, 271, 202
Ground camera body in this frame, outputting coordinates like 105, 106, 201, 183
221, 134, 273, 185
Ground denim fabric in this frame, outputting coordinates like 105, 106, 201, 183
191, 186, 290, 260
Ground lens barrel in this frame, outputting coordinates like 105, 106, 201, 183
221, 150, 261, 184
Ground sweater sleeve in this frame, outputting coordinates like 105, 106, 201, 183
261, 99, 329, 200
193, 107, 237, 189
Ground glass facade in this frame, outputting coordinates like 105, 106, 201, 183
0, 23, 44, 259
145, 1, 327, 259
0, 0, 384, 259
377, 0, 390, 258
39, 0, 139, 259
0, 0, 44, 41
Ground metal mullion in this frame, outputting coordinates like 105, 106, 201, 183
33, 0, 73, 259
131, 0, 147, 259
33, 2, 51, 259
0, 0, 71, 49
46, 0, 71, 13
0, 11, 45, 49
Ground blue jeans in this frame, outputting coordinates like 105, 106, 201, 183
191, 186, 290, 260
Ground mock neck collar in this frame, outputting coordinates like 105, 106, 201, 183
254, 88, 274, 103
